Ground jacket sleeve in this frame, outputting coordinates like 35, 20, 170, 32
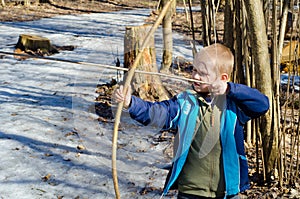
127, 96, 179, 130
227, 82, 270, 122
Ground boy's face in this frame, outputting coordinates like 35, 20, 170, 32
192, 53, 218, 93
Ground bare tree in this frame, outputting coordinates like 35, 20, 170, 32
224, 0, 234, 50
160, 0, 176, 72
243, 0, 277, 180
200, 0, 211, 46
1, 0, 5, 7
24, 0, 30, 6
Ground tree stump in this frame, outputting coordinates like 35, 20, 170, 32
15, 34, 58, 56
124, 24, 170, 101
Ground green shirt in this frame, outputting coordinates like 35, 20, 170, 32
177, 95, 226, 197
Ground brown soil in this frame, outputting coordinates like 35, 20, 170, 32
0, 0, 205, 42
0, 0, 156, 22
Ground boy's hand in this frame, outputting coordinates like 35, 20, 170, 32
209, 80, 228, 96
112, 85, 132, 108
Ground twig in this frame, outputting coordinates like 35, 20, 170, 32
188, 0, 197, 57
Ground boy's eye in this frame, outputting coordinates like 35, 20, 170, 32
193, 69, 203, 75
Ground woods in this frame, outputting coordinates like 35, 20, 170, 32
121, 0, 300, 196
179, 0, 299, 194
111, 0, 299, 197
133, 0, 299, 192
0, 0, 299, 198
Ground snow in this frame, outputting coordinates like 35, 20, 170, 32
0, 9, 195, 199
280, 73, 300, 91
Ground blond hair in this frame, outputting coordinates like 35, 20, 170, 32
195, 43, 234, 75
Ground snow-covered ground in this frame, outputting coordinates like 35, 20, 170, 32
0, 9, 195, 199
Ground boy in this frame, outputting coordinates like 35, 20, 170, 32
113, 43, 269, 199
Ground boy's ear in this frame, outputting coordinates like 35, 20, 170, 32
221, 73, 229, 81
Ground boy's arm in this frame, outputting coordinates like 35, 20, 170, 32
127, 96, 179, 129
227, 82, 270, 119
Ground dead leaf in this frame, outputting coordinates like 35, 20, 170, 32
65, 130, 78, 137
75, 153, 81, 158
77, 145, 85, 150
42, 173, 51, 182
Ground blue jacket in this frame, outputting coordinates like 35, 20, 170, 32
128, 82, 269, 196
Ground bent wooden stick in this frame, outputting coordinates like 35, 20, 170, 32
111, 0, 174, 198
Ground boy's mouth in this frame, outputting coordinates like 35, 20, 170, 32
193, 82, 201, 87
194, 81, 208, 86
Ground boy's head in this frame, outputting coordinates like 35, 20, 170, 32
192, 43, 234, 93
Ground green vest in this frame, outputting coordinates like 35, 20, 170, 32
177, 95, 226, 197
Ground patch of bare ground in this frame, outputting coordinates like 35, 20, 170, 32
0, 0, 208, 41
0, 0, 157, 22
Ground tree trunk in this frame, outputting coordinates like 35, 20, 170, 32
235, 0, 245, 84
201, 0, 210, 46
278, 0, 289, 63
240, 0, 253, 145
124, 24, 171, 102
244, 0, 277, 180
160, 0, 176, 72
270, 0, 282, 185
224, 0, 234, 49
271, 0, 281, 182
188, 0, 197, 57
182, 0, 191, 28
24, 0, 30, 6
1, 0, 5, 7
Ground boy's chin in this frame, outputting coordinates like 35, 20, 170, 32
193, 85, 209, 93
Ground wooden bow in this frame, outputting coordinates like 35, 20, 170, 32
111, 0, 174, 198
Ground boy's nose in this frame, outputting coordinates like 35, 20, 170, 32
193, 73, 201, 80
